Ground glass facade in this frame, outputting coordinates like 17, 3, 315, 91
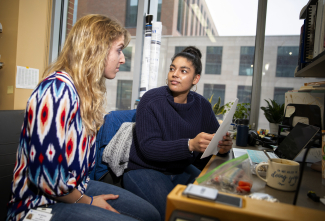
276, 46, 299, 77
203, 84, 225, 106
239, 46, 255, 76
116, 80, 133, 110
237, 85, 252, 103
175, 46, 187, 55
273, 87, 293, 105
177, 0, 184, 33
125, 0, 139, 28
119, 46, 132, 72
205, 46, 222, 75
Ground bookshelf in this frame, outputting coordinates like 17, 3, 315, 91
295, 0, 325, 78
295, 50, 325, 77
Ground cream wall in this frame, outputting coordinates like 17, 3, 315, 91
0, 0, 52, 110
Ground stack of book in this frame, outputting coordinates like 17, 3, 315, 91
297, 0, 325, 71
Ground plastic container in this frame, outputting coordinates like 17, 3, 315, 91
236, 119, 249, 147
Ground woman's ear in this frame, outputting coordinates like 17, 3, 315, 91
193, 74, 200, 85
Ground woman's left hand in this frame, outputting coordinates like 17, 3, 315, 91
218, 132, 233, 154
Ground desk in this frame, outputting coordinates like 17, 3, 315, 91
165, 143, 325, 221
195, 142, 325, 212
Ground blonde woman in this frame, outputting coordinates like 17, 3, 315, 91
6, 15, 160, 221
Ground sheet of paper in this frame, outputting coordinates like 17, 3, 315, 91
16, 66, 39, 89
232, 148, 247, 158
201, 98, 238, 159
294, 148, 322, 163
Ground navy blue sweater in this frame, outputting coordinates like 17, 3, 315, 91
127, 86, 220, 174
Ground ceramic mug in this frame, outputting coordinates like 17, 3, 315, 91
255, 158, 300, 191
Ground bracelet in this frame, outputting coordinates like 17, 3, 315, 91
188, 139, 193, 153
75, 193, 84, 203
90, 196, 93, 205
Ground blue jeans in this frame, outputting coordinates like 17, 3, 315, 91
46, 180, 160, 221
123, 165, 201, 221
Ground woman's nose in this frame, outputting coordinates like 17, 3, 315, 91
120, 51, 125, 64
172, 69, 179, 77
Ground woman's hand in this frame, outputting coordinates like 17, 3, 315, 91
218, 132, 233, 154
189, 132, 214, 153
92, 194, 120, 213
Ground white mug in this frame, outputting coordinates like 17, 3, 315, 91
255, 158, 300, 191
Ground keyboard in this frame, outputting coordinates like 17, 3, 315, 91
246, 149, 279, 164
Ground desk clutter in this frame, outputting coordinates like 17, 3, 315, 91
196, 154, 253, 195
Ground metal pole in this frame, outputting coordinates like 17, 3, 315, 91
249, 0, 267, 130
131, 0, 148, 109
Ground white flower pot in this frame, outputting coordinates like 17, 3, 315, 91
269, 123, 279, 135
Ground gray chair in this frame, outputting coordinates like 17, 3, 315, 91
0, 110, 24, 220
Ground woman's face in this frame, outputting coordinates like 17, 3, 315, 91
167, 56, 200, 95
104, 36, 125, 79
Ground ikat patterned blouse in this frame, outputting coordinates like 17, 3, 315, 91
6, 71, 96, 221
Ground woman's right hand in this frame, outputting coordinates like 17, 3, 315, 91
92, 194, 120, 214
189, 132, 214, 153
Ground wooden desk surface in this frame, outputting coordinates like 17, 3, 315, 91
195, 142, 325, 212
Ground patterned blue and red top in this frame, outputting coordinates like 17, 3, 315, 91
6, 71, 96, 221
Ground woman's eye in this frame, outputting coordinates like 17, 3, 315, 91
169, 67, 174, 71
181, 70, 187, 73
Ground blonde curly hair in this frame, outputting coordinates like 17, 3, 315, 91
43, 14, 130, 135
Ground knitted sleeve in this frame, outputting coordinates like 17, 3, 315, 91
134, 102, 193, 163
25, 78, 82, 196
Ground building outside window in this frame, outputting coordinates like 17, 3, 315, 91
203, 84, 225, 106
273, 87, 293, 105
239, 46, 255, 76
116, 80, 133, 110
237, 85, 252, 103
203, 84, 225, 119
119, 47, 132, 72
205, 46, 222, 75
125, 0, 138, 28
175, 46, 186, 55
157, 0, 162, 21
275, 46, 299, 77
177, 0, 184, 33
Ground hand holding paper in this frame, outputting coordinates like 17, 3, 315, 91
201, 98, 238, 159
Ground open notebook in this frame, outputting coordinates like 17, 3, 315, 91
233, 122, 320, 164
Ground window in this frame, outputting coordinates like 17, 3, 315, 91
203, 84, 226, 107
157, 0, 162, 21
184, 0, 189, 35
205, 46, 222, 74
273, 87, 293, 105
237, 85, 252, 103
239, 46, 255, 76
119, 47, 132, 72
177, 0, 184, 33
125, 0, 138, 28
275, 46, 299, 77
116, 80, 133, 110
175, 46, 186, 55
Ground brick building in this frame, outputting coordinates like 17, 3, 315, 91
73, 0, 218, 37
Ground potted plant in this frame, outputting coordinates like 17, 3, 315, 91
260, 99, 284, 134
224, 101, 250, 122
208, 95, 226, 116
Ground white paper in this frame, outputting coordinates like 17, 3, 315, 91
148, 22, 162, 90
232, 148, 247, 158
201, 98, 238, 159
140, 24, 152, 97
16, 66, 39, 89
